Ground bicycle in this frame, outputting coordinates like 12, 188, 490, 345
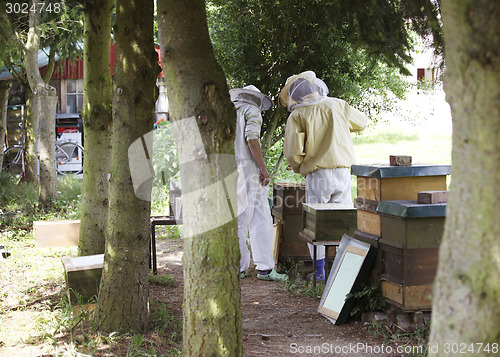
2, 122, 26, 180
55, 141, 84, 175
2, 122, 84, 178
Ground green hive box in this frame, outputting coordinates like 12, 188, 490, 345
62, 254, 104, 304
302, 203, 357, 242
377, 200, 446, 249
376, 200, 446, 311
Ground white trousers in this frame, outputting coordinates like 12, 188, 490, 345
237, 160, 275, 272
305, 168, 352, 260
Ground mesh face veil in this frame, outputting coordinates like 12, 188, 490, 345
229, 85, 273, 111
232, 93, 263, 110
279, 71, 329, 112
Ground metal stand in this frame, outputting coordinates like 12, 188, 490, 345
150, 216, 181, 275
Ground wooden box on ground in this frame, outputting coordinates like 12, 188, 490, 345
302, 203, 357, 242
352, 164, 451, 202
271, 182, 308, 259
33, 220, 80, 247
381, 280, 433, 311
62, 254, 104, 304
379, 240, 439, 285
377, 200, 446, 249
272, 209, 310, 259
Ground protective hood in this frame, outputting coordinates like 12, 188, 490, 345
278, 71, 329, 112
229, 85, 273, 111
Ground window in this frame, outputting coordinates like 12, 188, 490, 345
66, 79, 83, 113
417, 68, 425, 81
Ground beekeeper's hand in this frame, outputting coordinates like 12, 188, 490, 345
260, 167, 271, 186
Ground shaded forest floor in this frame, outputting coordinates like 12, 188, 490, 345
149, 238, 425, 357
0, 234, 427, 356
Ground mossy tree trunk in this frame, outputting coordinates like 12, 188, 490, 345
94, 0, 160, 332
158, 0, 242, 355
23, 85, 39, 183
78, 0, 114, 256
25, 3, 57, 204
429, 0, 500, 354
0, 80, 11, 171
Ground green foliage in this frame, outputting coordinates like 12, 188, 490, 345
206, 0, 442, 160
283, 261, 326, 299
345, 284, 386, 319
0, 0, 84, 83
0, 172, 82, 233
150, 123, 179, 216
369, 320, 430, 356
149, 273, 175, 287
149, 300, 182, 335
152, 123, 179, 189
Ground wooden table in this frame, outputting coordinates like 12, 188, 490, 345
150, 216, 181, 275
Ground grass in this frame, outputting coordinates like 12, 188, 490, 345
0, 173, 182, 356
353, 120, 452, 165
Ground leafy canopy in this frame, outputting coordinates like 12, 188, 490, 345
207, 0, 442, 150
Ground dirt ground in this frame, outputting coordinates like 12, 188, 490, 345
0, 237, 415, 357
152, 239, 411, 357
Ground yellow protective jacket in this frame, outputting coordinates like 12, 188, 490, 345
283, 97, 368, 176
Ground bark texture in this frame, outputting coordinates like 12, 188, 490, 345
429, 1, 500, 354
23, 86, 39, 183
158, 0, 242, 355
25, 4, 58, 204
78, 0, 114, 256
95, 0, 160, 333
0, 81, 11, 171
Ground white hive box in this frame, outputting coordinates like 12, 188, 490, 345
33, 220, 80, 247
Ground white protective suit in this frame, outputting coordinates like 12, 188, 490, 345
231, 89, 275, 273
280, 71, 365, 261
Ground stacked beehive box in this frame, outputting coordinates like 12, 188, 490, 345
351, 160, 450, 311
272, 183, 309, 260
377, 200, 446, 311
300, 202, 357, 263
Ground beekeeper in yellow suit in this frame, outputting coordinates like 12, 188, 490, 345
230, 85, 288, 282
280, 71, 368, 280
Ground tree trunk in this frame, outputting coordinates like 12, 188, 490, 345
25, 3, 58, 204
95, 0, 159, 333
158, 1, 242, 355
0, 81, 11, 172
429, 1, 500, 354
78, 0, 114, 256
23, 85, 39, 183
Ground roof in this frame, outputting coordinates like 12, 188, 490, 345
0, 48, 62, 81
0, 43, 163, 81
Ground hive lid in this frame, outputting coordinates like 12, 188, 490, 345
303, 202, 355, 213
376, 200, 446, 218
351, 164, 451, 178
62, 254, 104, 272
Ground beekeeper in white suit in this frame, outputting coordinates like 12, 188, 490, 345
280, 71, 368, 280
230, 85, 287, 282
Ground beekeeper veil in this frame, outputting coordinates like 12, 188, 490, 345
229, 85, 273, 111
279, 71, 329, 112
